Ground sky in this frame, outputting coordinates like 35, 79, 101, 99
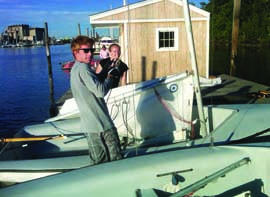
0, 0, 205, 39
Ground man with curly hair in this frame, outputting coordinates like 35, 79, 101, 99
70, 35, 122, 165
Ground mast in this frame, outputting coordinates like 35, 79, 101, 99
182, 0, 208, 137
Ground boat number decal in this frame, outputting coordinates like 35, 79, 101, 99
169, 84, 178, 92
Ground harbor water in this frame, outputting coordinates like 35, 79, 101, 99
0, 45, 72, 137
209, 44, 270, 86
0, 44, 270, 137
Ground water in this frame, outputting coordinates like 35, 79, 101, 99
0, 45, 72, 136
209, 45, 270, 86
0, 44, 270, 137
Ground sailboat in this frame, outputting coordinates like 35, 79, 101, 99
1, 137, 269, 196
0, 1, 269, 195
0, 71, 224, 186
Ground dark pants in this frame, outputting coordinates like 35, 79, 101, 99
85, 127, 122, 165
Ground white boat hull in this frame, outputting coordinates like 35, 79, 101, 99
2, 103, 270, 160
0, 141, 269, 196
2, 72, 270, 188
1, 103, 270, 187
0, 155, 90, 186
46, 72, 196, 141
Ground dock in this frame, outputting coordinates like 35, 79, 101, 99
56, 74, 270, 107
202, 74, 270, 105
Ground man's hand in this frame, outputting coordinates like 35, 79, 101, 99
109, 58, 119, 69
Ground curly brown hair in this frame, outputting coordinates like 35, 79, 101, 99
71, 35, 95, 52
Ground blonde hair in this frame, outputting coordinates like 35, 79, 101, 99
109, 43, 121, 53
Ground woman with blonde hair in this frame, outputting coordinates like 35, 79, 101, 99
96, 43, 129, 88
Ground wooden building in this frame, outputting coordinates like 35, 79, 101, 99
89, 0, 210, 83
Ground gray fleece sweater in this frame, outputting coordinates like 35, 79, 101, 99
70, 61, 115, 133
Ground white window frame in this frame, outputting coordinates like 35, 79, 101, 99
155, 27, 179, 52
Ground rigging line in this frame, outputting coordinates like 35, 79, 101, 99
229, 127, 270, 145
105, 80, 113, 103
121, 97, 135, 141
131, 82, 139, 154
0, 143, 8, 155
208, 0, 215, 105
125, 1, 132, 83
105, 80, 121, 121
153, 88, 195, 139
47, 121, 81, 135
162, 0, 173, 73
110, 102, 120, 121
124, 2, 141, 153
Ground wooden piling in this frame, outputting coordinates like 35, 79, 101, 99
44, 22, 57, 117
44, 22, 52, 77
87, 28, 89, 37
230, 0, 241, 76
77, 23, 81, 35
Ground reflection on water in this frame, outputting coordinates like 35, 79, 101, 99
210, 45, 270, 86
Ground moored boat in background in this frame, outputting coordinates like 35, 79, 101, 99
61, 58, 100, 71
95, 36, 115, 49
61, 60, 75, 70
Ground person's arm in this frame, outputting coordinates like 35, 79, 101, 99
95, 64, 102, 74
120, 71, 127, 86
80, 65, 112, 97
96, 58, 114, 74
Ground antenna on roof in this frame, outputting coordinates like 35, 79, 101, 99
123, 0, 127, 6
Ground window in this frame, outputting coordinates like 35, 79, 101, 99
156, 27, 179, 51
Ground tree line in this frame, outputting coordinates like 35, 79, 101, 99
197, 0, 270, 45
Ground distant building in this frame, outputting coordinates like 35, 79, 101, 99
3, 24, 44, 44
29, 27, 44, 42
6, 24, 29, 43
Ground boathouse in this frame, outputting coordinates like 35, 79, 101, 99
89, 0, 210, 83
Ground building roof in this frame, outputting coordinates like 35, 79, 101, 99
89, 0, 209, 27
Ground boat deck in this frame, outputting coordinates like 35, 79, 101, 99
202, 74, 270, 105
56, 74, 270, 107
